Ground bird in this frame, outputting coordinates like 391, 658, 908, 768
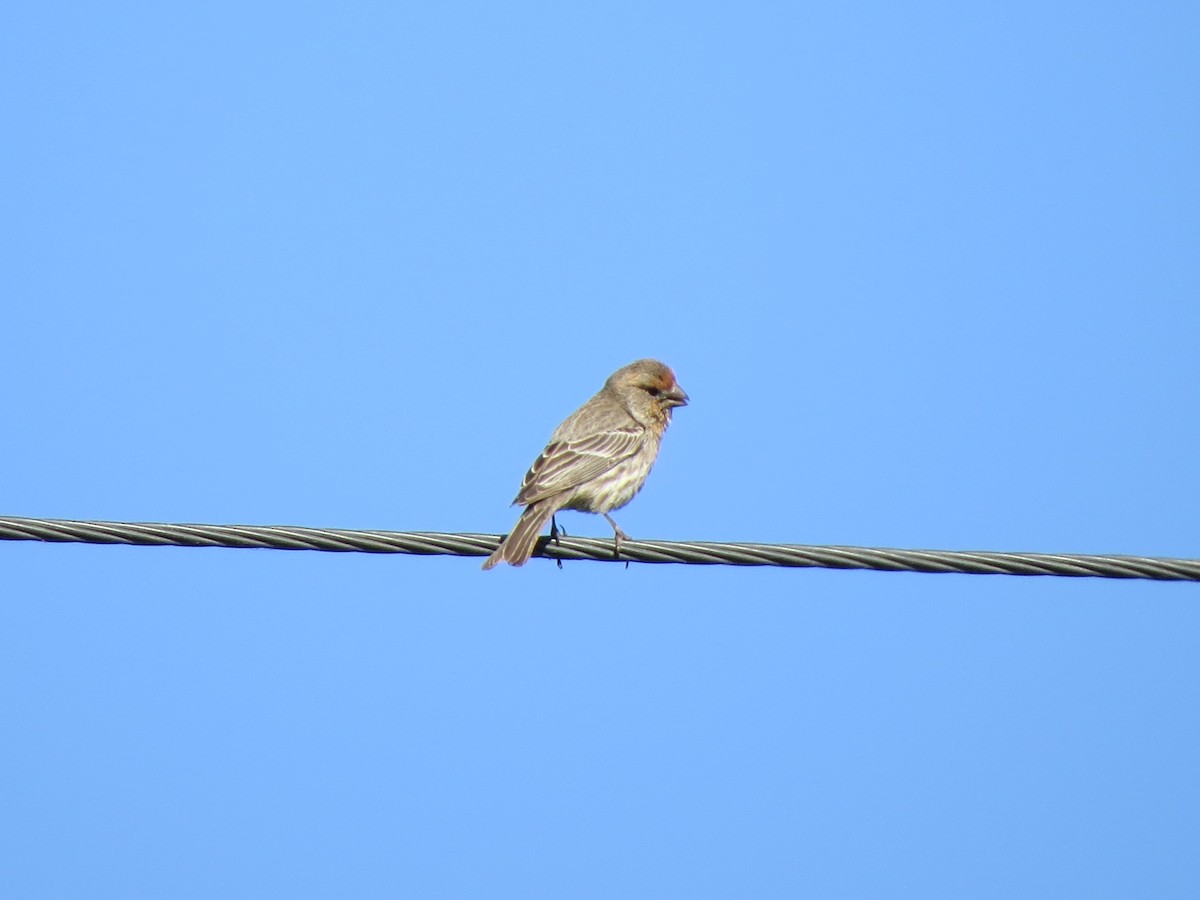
482, 358, 688, 569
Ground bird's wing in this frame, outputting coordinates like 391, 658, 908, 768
514, 426, 643, 506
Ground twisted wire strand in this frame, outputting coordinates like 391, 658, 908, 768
1, 515, 1197, 582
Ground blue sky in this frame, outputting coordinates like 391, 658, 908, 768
3, 2, 1198, 896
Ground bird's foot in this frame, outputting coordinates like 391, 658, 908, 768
603, 513, 630, 563
612, 527, 629, 558
549, 515, 568, 544
550, 515, 567, 569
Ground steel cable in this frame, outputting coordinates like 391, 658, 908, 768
1, 515, 1197, 581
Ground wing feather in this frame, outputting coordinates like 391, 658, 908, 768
514, 427, 643, 505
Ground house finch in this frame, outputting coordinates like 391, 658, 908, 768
482, 359, 688, 569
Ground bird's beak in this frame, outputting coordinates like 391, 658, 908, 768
664, 386, 689, 408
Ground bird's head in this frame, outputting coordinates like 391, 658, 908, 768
607, 358, 689, 426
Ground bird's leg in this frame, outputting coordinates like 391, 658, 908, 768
603, 513, 629, 560
548, 515, 566, 569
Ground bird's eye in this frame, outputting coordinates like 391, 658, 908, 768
646, 386, 661, 397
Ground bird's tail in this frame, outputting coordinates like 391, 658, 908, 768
482, 501, 559, 570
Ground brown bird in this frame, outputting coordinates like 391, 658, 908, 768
482, 358, 688, 569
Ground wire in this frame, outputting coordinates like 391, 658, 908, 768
1, 515, 1196, 581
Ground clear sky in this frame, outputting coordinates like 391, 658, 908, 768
3, 2, 1198, 897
